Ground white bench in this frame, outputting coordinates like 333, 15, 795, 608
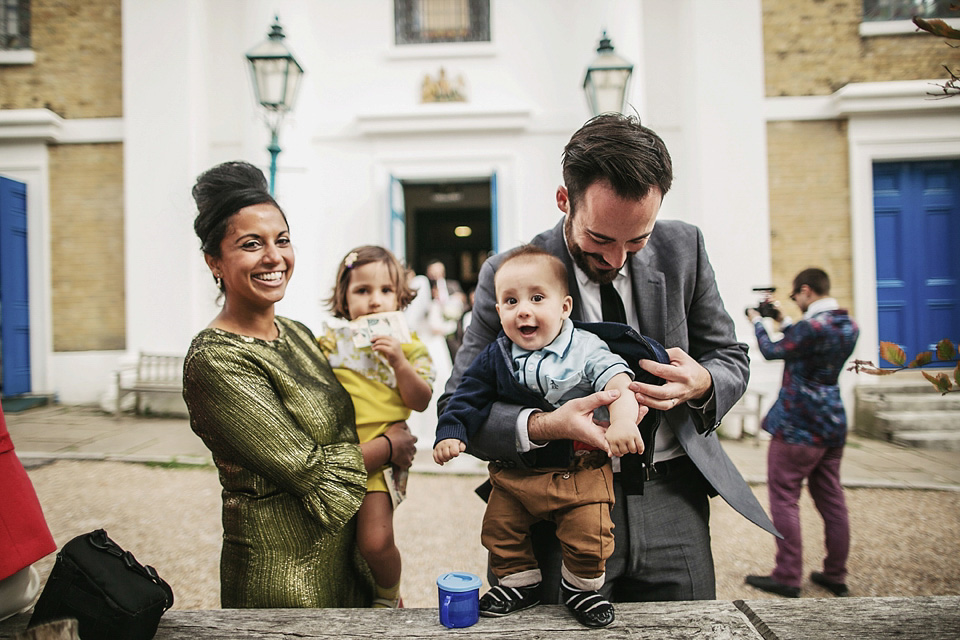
114, 352, 185, 417
720, 390, 766, 442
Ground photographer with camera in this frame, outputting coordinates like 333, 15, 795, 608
744, 268, 859, 599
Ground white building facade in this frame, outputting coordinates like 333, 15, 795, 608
5, 0, 956, 411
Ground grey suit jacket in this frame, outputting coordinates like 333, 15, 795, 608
441, 218, 777, 536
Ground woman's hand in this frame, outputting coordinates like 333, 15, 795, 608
384, 421, 418, 469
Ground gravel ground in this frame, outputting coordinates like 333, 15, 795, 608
25, 460, 960, 610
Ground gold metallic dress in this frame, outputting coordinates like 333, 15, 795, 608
183, 316, 373, 608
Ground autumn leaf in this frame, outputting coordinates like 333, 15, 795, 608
909, 351, 933, 368
937, 339, 956, 361
879, 341, 906, 367
923, 371, 953, 393
937, 374, 953, 393
913, 17, 960, 39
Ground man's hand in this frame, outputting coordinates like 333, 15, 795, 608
631, 348, 713, 411
528, 390, 621, 456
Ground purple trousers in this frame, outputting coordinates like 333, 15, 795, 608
767, 439, 849, 588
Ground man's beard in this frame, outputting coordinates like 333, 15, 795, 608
564, 213, 621, 285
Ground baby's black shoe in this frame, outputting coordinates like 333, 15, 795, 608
560, 579, 615, 628
478, 583, 541, 617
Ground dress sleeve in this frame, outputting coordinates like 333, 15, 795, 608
406, 335, 437, 386
183, 344, 366, 533
316, 323, 338, 358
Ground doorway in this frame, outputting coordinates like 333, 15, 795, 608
401, 179, 494, 294
873, 159, 960, 358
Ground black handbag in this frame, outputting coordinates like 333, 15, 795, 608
29, 529, 174, 640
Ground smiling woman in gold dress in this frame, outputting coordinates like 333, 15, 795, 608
182, 161, 417, 608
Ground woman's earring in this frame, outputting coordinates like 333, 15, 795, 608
215, 274, 223, 289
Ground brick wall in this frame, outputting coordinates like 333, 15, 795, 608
0, 0, 122, 117
49, 143, 126, 351
766, 120, 855, 316
763, 0, 957, 96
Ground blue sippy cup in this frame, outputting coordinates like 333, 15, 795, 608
436, 572, 482, 628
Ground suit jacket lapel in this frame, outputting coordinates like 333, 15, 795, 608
629, 246, 667, 344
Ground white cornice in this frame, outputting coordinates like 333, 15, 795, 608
384, 42, 498, 61
766, 80, 960, 121
0, 108, 63, 141
764, 96, 836, 121
0, 49, 36, 65
58, 118, 124, 144
859, 17, 960, 37
834, 80, 960, 115
355, 103, 532, 136
0, 109, 123, 143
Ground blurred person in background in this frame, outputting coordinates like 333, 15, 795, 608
745, 268, 859, 598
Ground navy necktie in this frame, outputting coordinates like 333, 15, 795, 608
600, 280, 646, 494
600, 282, 627, 324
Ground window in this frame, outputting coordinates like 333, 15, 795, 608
0, 0, 29, 49
395, 0, 490, 45
862, 0, 955, 21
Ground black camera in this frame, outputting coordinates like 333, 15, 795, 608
746, 287, 779, 319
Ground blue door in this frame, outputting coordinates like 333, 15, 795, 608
874, 160, 960, 361
0, 176, 32, 395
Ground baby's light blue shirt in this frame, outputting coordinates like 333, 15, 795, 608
510, 318, 634, 410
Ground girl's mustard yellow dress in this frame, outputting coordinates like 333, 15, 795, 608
183, 316, 373, 608
318, 322, 435, 493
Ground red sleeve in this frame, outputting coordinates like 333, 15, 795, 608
0, 410, 57, 580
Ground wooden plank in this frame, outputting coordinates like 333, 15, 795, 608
10, 619, 78, 640
0, 602, 761, 639
735, 596, 960, 640
4, 598, 957, 639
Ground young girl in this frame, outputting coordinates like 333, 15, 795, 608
319, 246, 435, 608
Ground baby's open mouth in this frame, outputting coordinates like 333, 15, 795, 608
519, 325, 537, 336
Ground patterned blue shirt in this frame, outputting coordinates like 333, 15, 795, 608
754, 300, 859, 447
